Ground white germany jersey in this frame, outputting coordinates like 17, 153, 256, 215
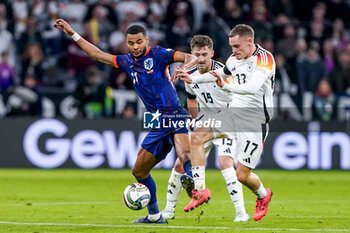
224, 44, 276, 123
185, 60, 235, 115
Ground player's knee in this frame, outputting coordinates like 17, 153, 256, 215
219, 162, 232, 170
236, 171, 248, 184
177, 150, 190, 162
190, 132, 205, 146
174, 161, 184, 173
219, 156, 234, 170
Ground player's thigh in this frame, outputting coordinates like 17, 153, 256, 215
210, 109, 236, 139
132, 147, 161, 179
189, 111, 222, 144
190, 127, 214, 146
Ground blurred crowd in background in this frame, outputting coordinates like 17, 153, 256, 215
0, 0, 350, 120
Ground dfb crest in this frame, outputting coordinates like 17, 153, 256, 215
144, 58, 153, 70
246, 62, 253, 72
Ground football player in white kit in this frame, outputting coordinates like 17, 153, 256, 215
162, 35, 249, 222
162, 35, 250, 221
177, 24, 275, 221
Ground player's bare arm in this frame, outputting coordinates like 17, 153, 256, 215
178, 67, 230, 84
175, 52, 198, 71
174, 68, 192, 83
171, 53, 197, 81
53, 19, 114, 67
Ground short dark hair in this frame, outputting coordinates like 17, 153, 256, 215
190, 35, 213, 50
125, 25, 146, 36
229, 24, 254, 38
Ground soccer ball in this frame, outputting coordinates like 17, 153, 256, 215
123, 183, 151, 210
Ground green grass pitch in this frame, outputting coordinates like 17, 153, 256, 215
0, 169, 349, 233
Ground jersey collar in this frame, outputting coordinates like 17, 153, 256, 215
252, 44, 261, 56
209, 60, 215, 71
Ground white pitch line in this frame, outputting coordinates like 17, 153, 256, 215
0, 201, 115, 206
278, 215, 350, 219
1, 199, 349, 206
3, 215, 350, 220
0, 221, 350, 232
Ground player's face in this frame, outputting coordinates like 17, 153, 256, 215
229, 35, 253, 60
126, 33, 149, 58
191, 46, 214, 73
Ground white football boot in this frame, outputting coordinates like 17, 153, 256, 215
161, 209, 175, 220
234, 211, 250, 222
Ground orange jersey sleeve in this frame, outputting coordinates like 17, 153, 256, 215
112, 55, 119, 68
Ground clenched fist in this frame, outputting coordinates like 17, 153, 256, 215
53, 19, 75, 36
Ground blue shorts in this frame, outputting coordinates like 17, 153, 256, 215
141, 108, 189, 160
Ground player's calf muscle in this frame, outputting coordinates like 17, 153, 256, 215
132, 166, 145, 179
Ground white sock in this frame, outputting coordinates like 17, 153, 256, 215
164, 169, 183, 212
254, 183, 267, 199
221, 167, 246, 214
192, 166, 205, 191
148, 212, 160, 221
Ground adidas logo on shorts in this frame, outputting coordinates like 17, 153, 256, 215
223, 148, 231, 153
243, 158, 251, 163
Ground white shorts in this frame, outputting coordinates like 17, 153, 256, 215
190, 111, 237, 161
204, 137, 237, 160
211, 108, 269, 169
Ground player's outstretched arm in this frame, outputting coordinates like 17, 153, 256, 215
171, 52, 197, 81
174, 68, 191, 83
174, 52, 198, 70
190, 67, 230, 84
218, 71, 268, 95
53, 19, 114, 67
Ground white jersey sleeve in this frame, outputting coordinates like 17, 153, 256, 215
191, 67, 231, 84
185, 60, 234, 113
191, 72, 216, 83
185, 82, 195, 95
223, 45, 276, 123
223, 52, 274, 94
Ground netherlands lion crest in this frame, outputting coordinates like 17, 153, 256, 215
144, 58, 153, 70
